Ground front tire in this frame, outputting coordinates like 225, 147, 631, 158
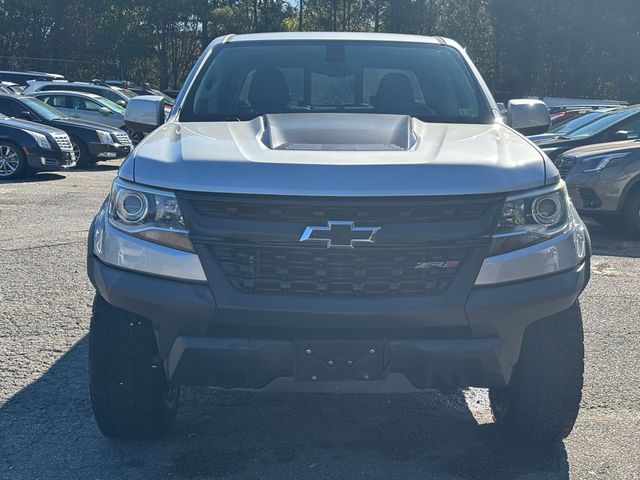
490, 302, 584, 443
89, 295, 179, 439
0, 141, 28, 180
622, 188, 640, 237
70, 137, 90, 168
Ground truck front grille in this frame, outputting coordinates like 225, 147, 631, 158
191, 197, 489, 224
179, 193, 501, 298
210, 243, 466, 297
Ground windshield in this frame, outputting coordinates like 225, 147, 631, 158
550, 110, 611, 135
566, 108, 638, 139
181, 41, 492, 123
21, 97, 65, 120
96, 96, 126, 114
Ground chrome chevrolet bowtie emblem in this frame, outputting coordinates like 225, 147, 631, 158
299, 221, 381, 248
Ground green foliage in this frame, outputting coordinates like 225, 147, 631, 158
0, 0, 638, 102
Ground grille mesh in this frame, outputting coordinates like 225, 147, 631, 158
211, 244, 466, 297
192, 199, 489, 224
52, 134, 73, 151
555, 156, 576, 179
112, 131, 132, 146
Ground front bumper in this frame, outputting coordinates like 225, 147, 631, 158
26, 147, 75, 170
88, 142, 131, 160
567, 167, 628, 214
88, 210, 590, 392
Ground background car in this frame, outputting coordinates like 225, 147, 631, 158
0, 111, 75, 179
0, 81, 23, 94
0, 70, 64, 85
529, 108, 617, 144
536, 105, 640, 161
0, 93, 131, 166
28, 90, 126, 129
558, 140, 640, 235
22, 80, 136, 107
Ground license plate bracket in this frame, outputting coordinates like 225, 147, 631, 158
295, 341, 386, 382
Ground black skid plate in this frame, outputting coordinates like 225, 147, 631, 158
294, 341, 387, 382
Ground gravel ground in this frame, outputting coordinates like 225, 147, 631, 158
0, 163, 639, 480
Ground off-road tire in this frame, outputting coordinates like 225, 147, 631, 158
490, 302, 584, 443
89, 294, 179, 439
622, 188, 640, 237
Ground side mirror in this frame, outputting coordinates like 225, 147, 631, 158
507, 99, 551, 136
612, 130, 630, 141
125, 95, 165, 133
98, 106, 112, 115
17, 110, 32, 120
117, 100, 127, 107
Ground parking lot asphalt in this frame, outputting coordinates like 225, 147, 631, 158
0, 162, 639, 480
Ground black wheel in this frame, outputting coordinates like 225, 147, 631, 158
622, 187, 640, 237
89, 295, 179, 439
70, 137, 90, 167
490, 302, 584, 444
0, 141, 28, 180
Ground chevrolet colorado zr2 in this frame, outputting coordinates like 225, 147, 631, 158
87, 32, 590, 443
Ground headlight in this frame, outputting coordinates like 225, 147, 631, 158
490, 182, 570, 255
96, 130, 114, 144
27, 131, 52, 149
583, 152, 629, 172
107, 178, 193, 251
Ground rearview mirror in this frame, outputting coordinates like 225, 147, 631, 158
507, 99, 551, 136
98, 107, 111, 115
125, 95, 166, 133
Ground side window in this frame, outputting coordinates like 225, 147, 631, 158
100, 90, 120, 104
69, 96, 101, 111
40, 95, 67, 108
0, 98, 17, 116
615, 115, 640, 140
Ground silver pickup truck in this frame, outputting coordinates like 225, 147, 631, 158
87, 32, 590, 444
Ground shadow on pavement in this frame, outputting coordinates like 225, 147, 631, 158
0, 172, 66, 184
0, 337, 569, 480
585, 219, 640, 258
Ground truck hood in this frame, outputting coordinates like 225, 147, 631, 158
126, 113, 547, 196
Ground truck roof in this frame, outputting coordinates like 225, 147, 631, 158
225, 31, 456, 47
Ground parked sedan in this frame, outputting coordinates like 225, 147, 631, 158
22, 81, 135, 107
0, 94, 132, 167
536, 105, 640, 161
0, 112, 75, 180
28, 91, 125, 128
557, 140, 640, 235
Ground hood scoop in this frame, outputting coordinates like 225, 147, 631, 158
261, 113, 416, 151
